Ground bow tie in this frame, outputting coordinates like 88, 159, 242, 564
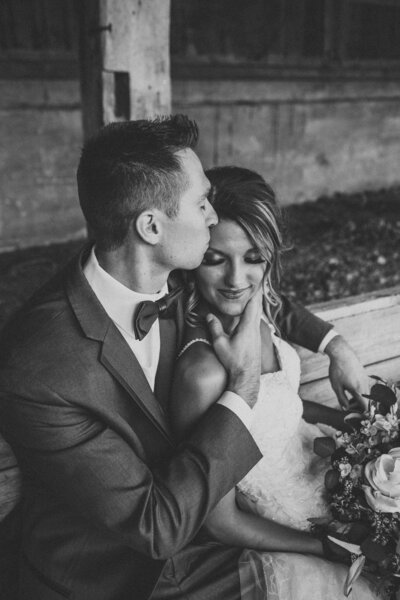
133, 287, 183, 341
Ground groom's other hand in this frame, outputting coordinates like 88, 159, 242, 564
206, 291, 262, 408
324, 335, 369, 411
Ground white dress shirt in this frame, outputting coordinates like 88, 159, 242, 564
83, 247, 253, 429
318, 329, 338, 353
83, 247, 167, 391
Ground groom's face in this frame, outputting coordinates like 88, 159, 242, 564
157, 149, 218, 270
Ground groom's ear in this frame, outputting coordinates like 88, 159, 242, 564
135, 210, 161, 244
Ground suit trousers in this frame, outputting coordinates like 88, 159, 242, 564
151, 538, 243, 600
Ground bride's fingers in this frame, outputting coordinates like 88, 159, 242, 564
333, 384, 350, 410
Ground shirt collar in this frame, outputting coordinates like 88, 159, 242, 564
83, 246, 168, 335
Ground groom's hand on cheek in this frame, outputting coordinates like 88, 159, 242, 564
206, 290, 263, 408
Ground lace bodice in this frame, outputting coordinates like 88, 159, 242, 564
237, 332, 332, 531
179, 326, 333, 531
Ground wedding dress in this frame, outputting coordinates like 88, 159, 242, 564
235, 327, 379, 600
181, 324, 379, 599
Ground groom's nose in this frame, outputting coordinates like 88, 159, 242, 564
205, 201, 218, 227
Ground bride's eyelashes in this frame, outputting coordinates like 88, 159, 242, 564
201, 252, 267, 267
246, 255, 268, 265
201, 256, 225, 266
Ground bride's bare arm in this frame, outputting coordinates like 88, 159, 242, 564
170, 343, 227, 439
205, 488, 323, 555
171, 345, 323, 556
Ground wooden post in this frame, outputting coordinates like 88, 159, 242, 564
76, 0, 171, 140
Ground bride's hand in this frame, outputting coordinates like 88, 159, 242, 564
206, 290, 262, 408
324, 335, 370, 411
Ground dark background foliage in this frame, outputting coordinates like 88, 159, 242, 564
0, 188, 399, 332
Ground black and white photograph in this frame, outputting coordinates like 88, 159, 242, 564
0, 1, 400, 599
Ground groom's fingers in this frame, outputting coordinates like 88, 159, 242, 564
235, 289, 262, 333
206, 313, 225, 342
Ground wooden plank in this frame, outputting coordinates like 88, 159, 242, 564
323, 0, 337, 61
77, 0, 171, 139
76, 0, 103, 138
283, 0, 305, 59
309, 284, 400, 316
349, 0, 400, 6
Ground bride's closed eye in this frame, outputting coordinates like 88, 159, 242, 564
201, 252, 225, 266
245, 254, 267, 265
201, 251, 267, 267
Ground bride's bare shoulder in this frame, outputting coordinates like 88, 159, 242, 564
171, 341, 228, 434
176, 341, 227, 392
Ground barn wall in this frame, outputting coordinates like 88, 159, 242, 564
172, 78, 400, 205
0, 79, 85, 251
1, 76, 400, 251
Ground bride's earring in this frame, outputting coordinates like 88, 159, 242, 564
263, 271, 272, 304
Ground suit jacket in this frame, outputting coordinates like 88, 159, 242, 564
0, 247, 331, 600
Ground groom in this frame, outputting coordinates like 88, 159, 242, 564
0, 115, 367, 600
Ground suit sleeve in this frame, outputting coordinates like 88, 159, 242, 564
0, 369, 261, 560
276, 294, 333, 352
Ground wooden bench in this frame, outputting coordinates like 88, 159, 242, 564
0, 285, 398, 600
298, 285, 400, 407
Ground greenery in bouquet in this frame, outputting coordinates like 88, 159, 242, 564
312, 376, 400, 598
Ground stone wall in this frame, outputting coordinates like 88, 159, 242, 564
173, 78, 400, 205
1, 76, 400, 251
0, 79, 85, 252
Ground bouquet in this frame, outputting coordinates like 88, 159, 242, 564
312, 376, 400, 598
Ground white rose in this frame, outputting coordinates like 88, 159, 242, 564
362, 448, 400, 513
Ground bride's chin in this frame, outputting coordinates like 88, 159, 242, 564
220, 305, 245, 318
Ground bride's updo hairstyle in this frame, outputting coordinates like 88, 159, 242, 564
185, 165, 285, 329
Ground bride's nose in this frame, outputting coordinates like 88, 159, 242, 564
224, 261, 246, 288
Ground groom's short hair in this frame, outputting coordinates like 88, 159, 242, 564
77, 115, 199, 250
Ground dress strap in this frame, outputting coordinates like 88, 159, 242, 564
177, 338, 211, 359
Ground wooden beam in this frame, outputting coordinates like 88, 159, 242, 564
76, 0, 171, 139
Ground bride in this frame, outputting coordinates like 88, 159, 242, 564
170, 166, 379, 600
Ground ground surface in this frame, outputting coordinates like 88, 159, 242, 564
280, 187, 400, 304
0, 187, 399, 331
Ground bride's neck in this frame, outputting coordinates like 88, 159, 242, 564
217, 313, 240, 335
197, 300, 240, 334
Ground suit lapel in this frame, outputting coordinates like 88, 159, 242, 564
154, 317, 177, 412
100, 324, 173, 442
66, 247, 174, 444
154, 280, 186, 411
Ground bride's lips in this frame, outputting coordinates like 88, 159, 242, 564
218, 287, 251, 300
